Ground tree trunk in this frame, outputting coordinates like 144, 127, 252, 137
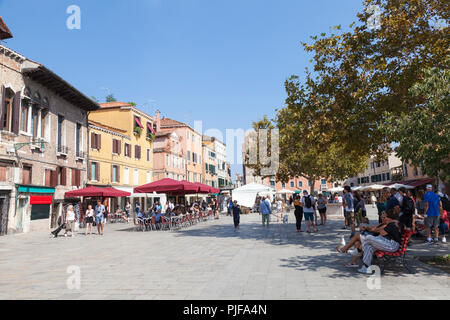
309, 178, 316, 196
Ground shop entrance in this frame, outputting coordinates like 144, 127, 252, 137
31, 204, 50, 221
0, 195, 10, 235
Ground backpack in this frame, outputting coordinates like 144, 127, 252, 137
441, 196, 450, 212
305, 195, 312, 209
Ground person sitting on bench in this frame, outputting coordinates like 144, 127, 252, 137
358, 209, 402, 275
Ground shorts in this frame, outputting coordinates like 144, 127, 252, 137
65, 221, 74, 231
304, 212, 314, 222
318, 208, 327, 214
86, 216, 94, 224
96, 216, 104, 225
425, 216, 440, 228
344, 210, 355, 225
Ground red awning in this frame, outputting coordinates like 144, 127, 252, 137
405, 178, 434, 188
134, 178, 199, 195
147, 123, 156, 134
135, 116, 144, 129
193, 183, 211, 194
30, 196, 53, 205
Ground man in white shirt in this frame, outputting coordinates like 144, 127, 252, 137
302, 190, 317, 233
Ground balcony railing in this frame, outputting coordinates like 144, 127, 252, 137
76, 150, 85, 158
57, 145, 69, 155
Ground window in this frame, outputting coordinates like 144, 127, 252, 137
290, 182, 294, 188
370, 162, 374, 169
90, 132, 101, 150
58, 167, 67, 186
2, 97, 12, 132
282, 183, 286, 188
72, 169, 81, 187
0, 166, 6, 182
187, 131, 190, 140
20, 103, 28, 132
76, 123, 82, 155
187, 151, 191, 162
23, 166, 32, 185
135, 145, 141, 159
382, 173, 386, 181
377, 162, 381, 168
358, 178, 361, 184
112, 165, 120, 183
124, 167, 129, 185
57, 115, 64, 147
41, 110, 48, 139
321, 179, 326, 185
31, 108, 39, 138
134, 169, 139, 185
166, 154, 170, 166
147, 149, 150, 162
124, 143, 131, 157
386, 172, 390, 181
404, 164, 408, 177
308, 181, 311, 187
298, 181, 303, 187
91, 162, 99, 181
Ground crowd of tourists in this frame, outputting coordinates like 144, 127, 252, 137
336, 184, 449, 275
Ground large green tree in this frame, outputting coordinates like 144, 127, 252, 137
383, 66, 450, 182
303, 0, 449, 158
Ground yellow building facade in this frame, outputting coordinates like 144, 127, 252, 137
87, 102, 156, 210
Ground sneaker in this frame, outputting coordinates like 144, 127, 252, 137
433, 238, 439, 244
442, 237, 447, 243
357, 266, 374, 275
425, 239, 433, 244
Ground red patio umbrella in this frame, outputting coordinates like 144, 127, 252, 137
65, 186, 131, 198
210, 187, 221, 194
65, 186, 107, 198
134, 178, 199, 195
193, 183, 211, 194
102, 188, 131, 197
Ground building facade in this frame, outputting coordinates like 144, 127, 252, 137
158, 116, 203, 183
0, 41, 98, 235
88, 102, 155, 210
202, 140, 218, 188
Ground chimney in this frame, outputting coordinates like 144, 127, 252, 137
156, 110, 161, 132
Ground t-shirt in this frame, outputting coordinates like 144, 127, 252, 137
95, 205, 105, 218
317, 198, 327, 209
386, 196, 400, 211
343, 193, 354, 212
383, 222, 401, 244
424, 191, 441, 217
302, 195, 315, 213
67, 210, 75, 222
259, 199, 271, 215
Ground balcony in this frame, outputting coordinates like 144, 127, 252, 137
75, 149, 85, 160
56, 145, 69, 157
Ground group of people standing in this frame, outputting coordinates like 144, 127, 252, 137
292, 191, 328, 233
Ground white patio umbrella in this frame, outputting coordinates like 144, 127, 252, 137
389, 183, 415, 190
364, 184, 387, 191
329, 187, 344, 193
276, 189, 295, 194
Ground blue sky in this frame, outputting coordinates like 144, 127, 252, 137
0, 0, 363, 179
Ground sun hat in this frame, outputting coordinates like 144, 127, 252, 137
426, 184, 433, 190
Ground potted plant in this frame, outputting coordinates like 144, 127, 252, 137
134, 126, 142, 136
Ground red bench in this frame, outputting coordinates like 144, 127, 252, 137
374, 230, 414, 274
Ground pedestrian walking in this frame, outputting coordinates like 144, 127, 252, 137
95, 200, 106, 236
424, 185, 443, 244
343, 186, 355, 232
317, 194, 328, 226
293, 195, 303, 232
259, 195, 272, 227
64, 205, 76, 238
232, 200, 241, 230
85, 205, 95, 235
302, 190, 317, 233
50, 214, 66, 238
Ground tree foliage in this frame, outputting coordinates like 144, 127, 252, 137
383, 66, 450, 182
106, 94, 117, 102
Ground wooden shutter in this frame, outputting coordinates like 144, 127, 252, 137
11, 91, 21, 135
0, 166, 6, 182
117, 141, 121, 155
50, 170, 57, 187
95, 162, 99, 181
0, 86, 5, 130
112, 139, 116, 154
97, 134, 101, 150
117, 165, 120, 183
61, 167, 67, 186
111, 164, 113, 182
138, 146, 141, 159
72, 168, 76, 186
76, 169, 81, 187
91, 132, 95, 149
88, 163, 92, 181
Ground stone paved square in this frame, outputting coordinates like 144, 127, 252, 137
0, 208, 448, 300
